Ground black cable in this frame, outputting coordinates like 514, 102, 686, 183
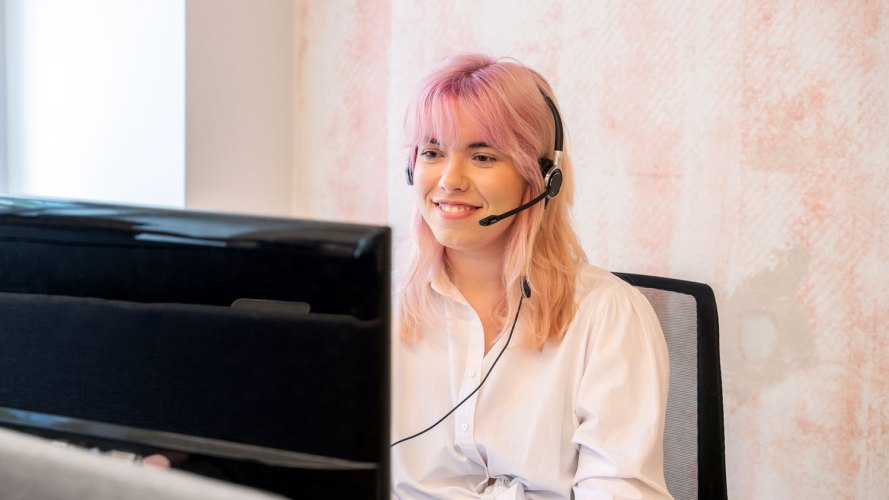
390, 295, 525, 448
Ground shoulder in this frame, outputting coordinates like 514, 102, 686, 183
573, 264, 649, 311
570, 264, 664, 349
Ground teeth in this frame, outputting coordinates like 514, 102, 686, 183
438, 203, 475, 214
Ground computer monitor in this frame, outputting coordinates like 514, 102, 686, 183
0, 196, 390, 499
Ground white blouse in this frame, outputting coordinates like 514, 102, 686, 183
391, 265, 673, 499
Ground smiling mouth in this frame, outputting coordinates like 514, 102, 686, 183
435, 202, 480, 214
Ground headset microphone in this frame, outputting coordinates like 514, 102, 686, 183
478, 189, 550, 226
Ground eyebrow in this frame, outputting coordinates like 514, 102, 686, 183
422, 139, 492, 149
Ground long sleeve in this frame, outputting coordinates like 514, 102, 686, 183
572, 286, 673, 500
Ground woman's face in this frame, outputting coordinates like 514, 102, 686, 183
413, 107, 527, 259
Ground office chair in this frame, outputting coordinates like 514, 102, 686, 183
615, 273, 728, 500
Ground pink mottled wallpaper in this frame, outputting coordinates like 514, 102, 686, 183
294, 1, 889, 498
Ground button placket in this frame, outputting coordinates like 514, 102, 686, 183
452, 305, 485, 460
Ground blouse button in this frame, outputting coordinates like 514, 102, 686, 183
460, 422, 469, 432
468, 369, 477, 378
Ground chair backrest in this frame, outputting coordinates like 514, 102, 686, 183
615, 273, 727, 500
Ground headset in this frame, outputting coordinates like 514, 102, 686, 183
391, 90, 564, 448
405, 90, 564, 227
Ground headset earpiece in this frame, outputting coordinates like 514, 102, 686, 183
538, 156, 563, 199
405, 148, 417, 186
544, 168, 563, 199
539, 93, 564, 201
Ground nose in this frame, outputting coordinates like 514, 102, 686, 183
438, 156, 468, 192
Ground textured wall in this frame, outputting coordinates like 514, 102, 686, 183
292, 0, 391, 222
294, 1, 889, 498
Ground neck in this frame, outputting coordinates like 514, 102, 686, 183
444, 248, 510, 352
444, 248, 504, 294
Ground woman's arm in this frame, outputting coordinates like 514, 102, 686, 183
571, 285, 673, 500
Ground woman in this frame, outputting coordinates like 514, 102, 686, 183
391, 54, 672, 500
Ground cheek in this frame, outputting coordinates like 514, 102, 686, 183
490, 176, 527, 206
412, 172, 429, 198
414, 183, 432, 210
413, 168, 437, 197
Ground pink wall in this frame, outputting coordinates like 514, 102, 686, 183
294, 1, 889, 497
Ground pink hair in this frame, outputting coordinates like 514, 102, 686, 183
397, 54, 587, 348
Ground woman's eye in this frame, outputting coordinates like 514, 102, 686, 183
474, 154, 496, 163
420, 150, 441, 160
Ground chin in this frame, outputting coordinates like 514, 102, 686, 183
429, 230, 474, 251
431, 233, 467, 250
